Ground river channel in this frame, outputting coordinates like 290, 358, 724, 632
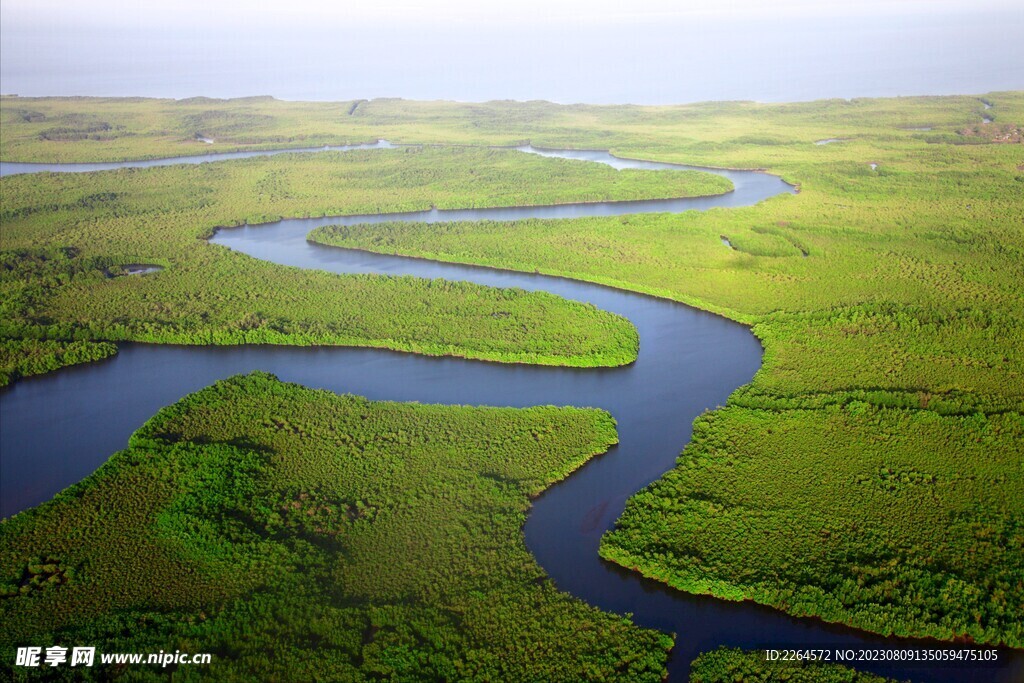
1, 142, 1017, 681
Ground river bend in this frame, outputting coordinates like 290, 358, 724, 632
0, 143, 1018, 682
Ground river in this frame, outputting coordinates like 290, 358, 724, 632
0, 144, 1018, 682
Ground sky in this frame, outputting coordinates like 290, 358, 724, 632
5, 0, 1020, 24
2, 0, 1022, 103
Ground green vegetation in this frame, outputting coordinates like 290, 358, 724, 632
2, 91, 1022, 659
0, 146, 736, 377
602, 405, 1023, 645
0, 373, 671, 680
0, 338, 117, 386
300, 95, 1024, 646
690, 648, 898, 683
3, 92, 1022, 163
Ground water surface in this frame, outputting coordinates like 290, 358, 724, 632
0, 140, 393, 177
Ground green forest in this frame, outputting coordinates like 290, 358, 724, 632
0, 373, 671, 681
602, 405, 1024, 645
300, 95, 1024, 646
0, 146, 735, 383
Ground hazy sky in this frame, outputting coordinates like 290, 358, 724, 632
2, 0, 1021, 103
5, 0, 1020, 24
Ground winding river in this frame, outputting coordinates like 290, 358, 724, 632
0, 141, 394, 177
1, 143, 1019, 682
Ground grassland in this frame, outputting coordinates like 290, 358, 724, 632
0, 147, 735, 384
0, 373, 671, 681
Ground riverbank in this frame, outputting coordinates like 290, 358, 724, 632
0, 373, 673, 680
2, 145, 735, 381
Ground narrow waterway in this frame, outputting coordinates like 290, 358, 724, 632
0, 140, 393, 177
